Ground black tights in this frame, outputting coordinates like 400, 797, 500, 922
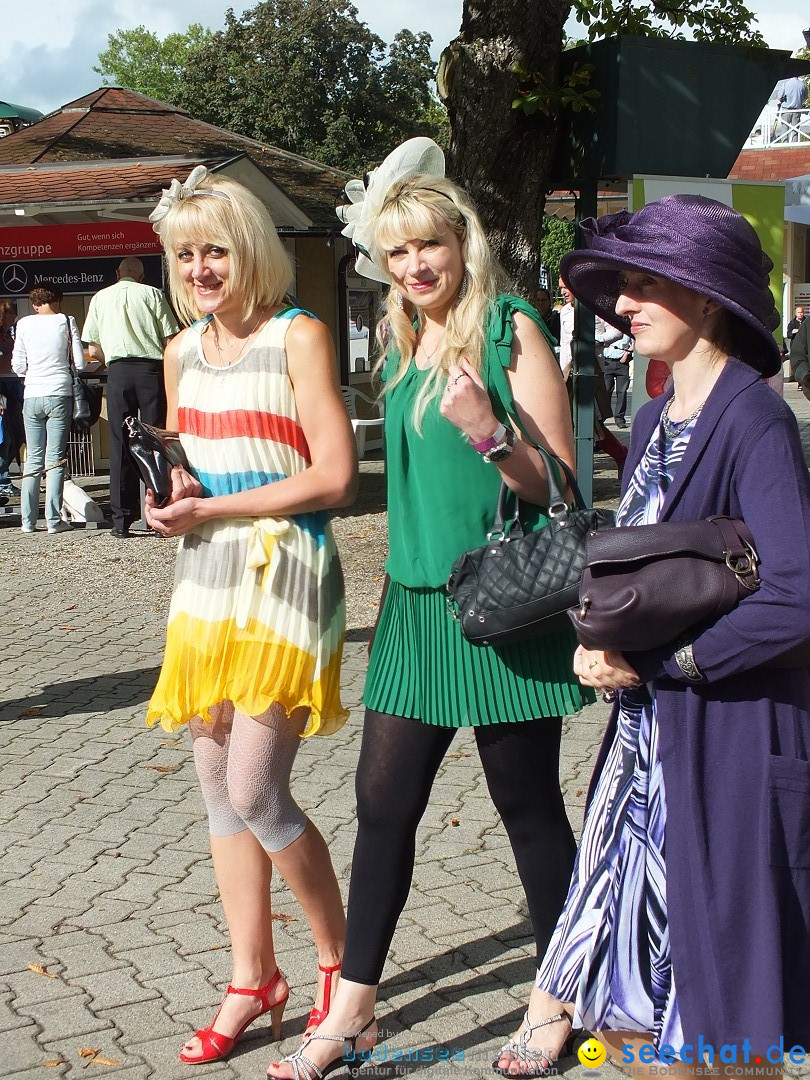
341, 710, 576, 985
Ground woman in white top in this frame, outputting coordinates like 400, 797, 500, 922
12, 281, 85, 533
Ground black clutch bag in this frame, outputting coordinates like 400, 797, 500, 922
123, 417, 190, 508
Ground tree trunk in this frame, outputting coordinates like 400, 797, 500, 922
439, 0, 569, 296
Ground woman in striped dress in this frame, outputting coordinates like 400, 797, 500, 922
144, 168, 357, 1065
269, 145, 590, 1080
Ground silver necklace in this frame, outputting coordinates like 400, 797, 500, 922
211, 315, 262, 367
662, 396, 705, 438
417, 333, 445, 365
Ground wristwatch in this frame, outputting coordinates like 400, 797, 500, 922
483, 426, 516, 463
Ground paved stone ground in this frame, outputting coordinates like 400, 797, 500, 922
1, 384, 809, 1080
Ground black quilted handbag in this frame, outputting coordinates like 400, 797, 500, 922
446, 445, 616, 647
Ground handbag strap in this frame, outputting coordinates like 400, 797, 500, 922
491, 445, 586, 537
64, 315, 77, 374
484, 302, 586, 533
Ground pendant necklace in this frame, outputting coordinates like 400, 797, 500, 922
417, 332, 445, 367
661, 395, 705, 438
211, 314, 263, 367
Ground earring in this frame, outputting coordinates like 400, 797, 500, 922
457, 271, 470, 303
391, 291, 403, 310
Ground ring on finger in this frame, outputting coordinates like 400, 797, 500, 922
588, 661, 598, 670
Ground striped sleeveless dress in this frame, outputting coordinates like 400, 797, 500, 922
146, 308, 347, 737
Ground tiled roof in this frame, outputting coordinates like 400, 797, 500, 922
0, 158, 220, 207
0, 87, 350, 228
728, 148, 810, 182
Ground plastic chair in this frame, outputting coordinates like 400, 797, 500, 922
340, 386, 384, 458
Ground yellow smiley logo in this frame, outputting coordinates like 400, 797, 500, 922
577, 1038, 607, 1068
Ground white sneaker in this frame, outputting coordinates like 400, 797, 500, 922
20, 525, 35, 534
47, 521, 73, 534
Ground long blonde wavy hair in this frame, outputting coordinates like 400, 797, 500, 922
369, 174, 508, 431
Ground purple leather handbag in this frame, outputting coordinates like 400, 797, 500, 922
569, 516, 760, 652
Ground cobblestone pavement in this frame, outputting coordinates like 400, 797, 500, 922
1, 385, 809, 1080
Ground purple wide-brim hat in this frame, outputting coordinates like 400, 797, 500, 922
559, 194, 782, 377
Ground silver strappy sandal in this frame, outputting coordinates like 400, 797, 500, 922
268, 1018, 376, 1080
492, 1011, 575, 1077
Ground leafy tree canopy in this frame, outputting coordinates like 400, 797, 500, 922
569, 0, 766, 46
440, 0, 767, 294
540, 216, 576, 299
95, 1, 446, 174
94, 24, 214, 105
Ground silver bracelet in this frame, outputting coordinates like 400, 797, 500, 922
674, 640, 703, 682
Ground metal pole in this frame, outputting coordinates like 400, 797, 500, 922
572, 180, 597, 504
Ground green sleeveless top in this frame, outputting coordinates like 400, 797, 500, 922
383, 294, 557, 588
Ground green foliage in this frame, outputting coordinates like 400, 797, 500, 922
174, 0, 444, 173
569, 0, 766, 46
95, 2, 445, 172
512, 61, 599, 117
94, 24, 213, 104
540, 216, 575, 297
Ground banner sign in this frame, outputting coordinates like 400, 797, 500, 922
0, 221, 162, 261
0, 255, 163, 297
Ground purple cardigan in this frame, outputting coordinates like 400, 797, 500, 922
590, 359, 810, 1049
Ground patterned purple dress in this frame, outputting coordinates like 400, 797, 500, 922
537, 413, 701, 1052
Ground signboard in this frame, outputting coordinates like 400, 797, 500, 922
793, 283, 810, 311
0, 255, 163, 298
0, 221, 161, 261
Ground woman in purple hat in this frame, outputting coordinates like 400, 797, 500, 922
495, 194, 810, 1074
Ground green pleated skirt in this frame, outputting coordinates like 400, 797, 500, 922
363, 582, 593, 728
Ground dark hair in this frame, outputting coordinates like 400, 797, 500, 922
709, 309, 756, 366
29, 281, 63, 306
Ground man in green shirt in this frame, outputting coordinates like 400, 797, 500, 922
82, 258, 179, 536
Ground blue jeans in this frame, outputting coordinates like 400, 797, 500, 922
22, 395, 72, 529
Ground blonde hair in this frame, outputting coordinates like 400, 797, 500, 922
369, 174, 507, 430
153, 173, 294, 326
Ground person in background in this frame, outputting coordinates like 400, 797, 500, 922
644, 357, 671, 399
774, 75, 808, 140
535, 286, 561, 343
788, 311, 810, 401
785, 304, 805, 361
82, 257, 179, 537
0, 299, 23, 498
558, 277, 628, 473
600, 332, 634, 428
557, 277, 576, 379
11, 282, 85, 534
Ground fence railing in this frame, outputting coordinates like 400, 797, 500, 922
745, 104, 810, 148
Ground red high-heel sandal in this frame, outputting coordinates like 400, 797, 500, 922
179, 969, 288, 1064
303, 961, 342, 1041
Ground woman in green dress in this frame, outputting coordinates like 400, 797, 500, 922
268, 143, 590, 1080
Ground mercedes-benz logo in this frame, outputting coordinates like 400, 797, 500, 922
2, 264, 28, 293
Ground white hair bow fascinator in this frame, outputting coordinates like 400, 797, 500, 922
335, 138, 445, 282
150, 165, 230, 228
